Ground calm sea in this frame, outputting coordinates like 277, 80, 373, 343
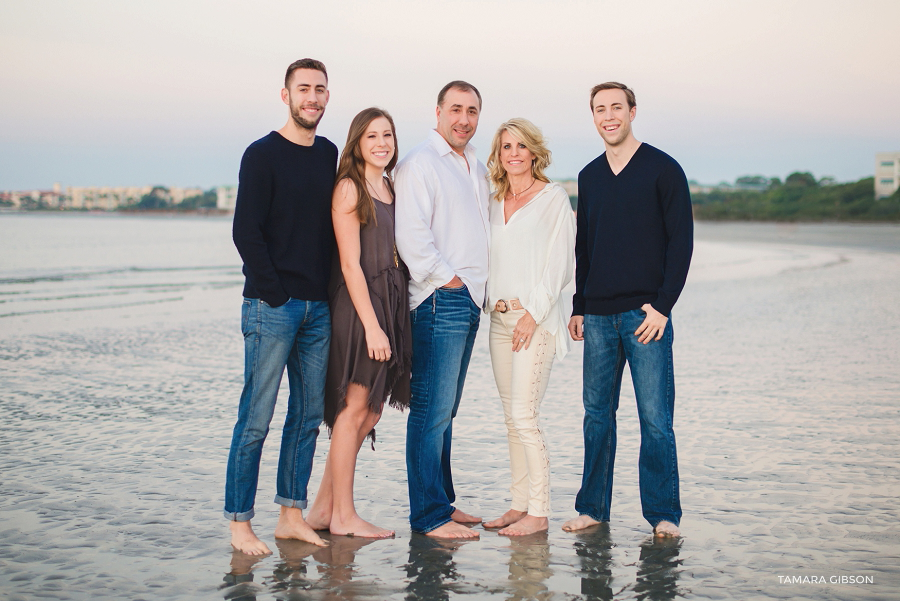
1, 213, 898, 600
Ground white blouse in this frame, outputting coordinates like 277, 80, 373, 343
487, 181, 576, 359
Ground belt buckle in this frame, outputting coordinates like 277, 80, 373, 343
496, 299, 509, 313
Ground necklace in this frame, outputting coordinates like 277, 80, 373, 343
509, 178, 536, 202
365, 176, 385, 200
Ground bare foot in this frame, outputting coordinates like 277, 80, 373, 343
499, 514, 548, 536
484, 509, 526, 529
451, 508, 482, 524
330, 513, 395, 539
230, 520, 272, 556
274, 507, 328, 547
653, 521, 681, 537
562, 514, 602, 532
304, 507, 331, 531
426, 521, 480, 539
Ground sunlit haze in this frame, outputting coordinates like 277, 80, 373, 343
1, 0, 897, 189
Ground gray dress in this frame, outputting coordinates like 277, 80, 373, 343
324, 190, 412, 431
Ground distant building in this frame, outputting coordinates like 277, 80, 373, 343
170, 187, 204, 205
1, 187, 65, 208
875, 153, 900, 199
68, 186, 148, 210
217, 186, 237, 210
65, 186, 206, 209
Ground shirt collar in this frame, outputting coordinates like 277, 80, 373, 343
429, 129, 476, 159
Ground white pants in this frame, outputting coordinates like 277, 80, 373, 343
489, 309, 555, 517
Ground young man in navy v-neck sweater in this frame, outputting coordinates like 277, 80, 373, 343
225, 59, 337, 555
563, 82, 693, 538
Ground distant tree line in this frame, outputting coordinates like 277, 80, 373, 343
691, 173, 899, 221
127, 186, 218, 211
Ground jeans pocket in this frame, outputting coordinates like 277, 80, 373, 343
241, 299, 252, 334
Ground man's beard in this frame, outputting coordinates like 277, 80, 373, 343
291, 103, 324, 130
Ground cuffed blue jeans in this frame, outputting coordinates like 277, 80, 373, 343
224, 298, 330, 521
576, 310, 681, 528
406, 286, 481, 533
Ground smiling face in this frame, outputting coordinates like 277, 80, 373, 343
283, 68, 329, 130
358, 116, 395, 172
498, 130, 534, 178
591, 88, 636, 147
435, 87, 480, 154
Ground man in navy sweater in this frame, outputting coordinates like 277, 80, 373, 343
225, 59, 337, 554
563, 82, 693, 538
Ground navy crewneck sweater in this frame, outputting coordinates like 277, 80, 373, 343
232, 131, 338, 307
573, 143, 693, 317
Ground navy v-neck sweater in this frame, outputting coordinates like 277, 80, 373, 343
573, 143, 693, 317
232, 131, 338, 307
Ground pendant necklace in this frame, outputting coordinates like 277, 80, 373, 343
509, 178, 536, 202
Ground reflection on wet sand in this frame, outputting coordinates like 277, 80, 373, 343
505, 531, 553, 600
574, 524, 616, 600
404, 534, 471, 601
221, 551, 266, 601
572, 525, 683, 601
635, 536, 682, 601
222, 535, 382, 601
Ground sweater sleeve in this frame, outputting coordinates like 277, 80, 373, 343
572, 174, 589, 316
651, 160, 693, 316
522, 189, 576, 325
232, 145, 289, 307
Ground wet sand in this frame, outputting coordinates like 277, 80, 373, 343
1, 215, 898, 600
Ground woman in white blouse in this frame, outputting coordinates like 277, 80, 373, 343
482, 118, 576, 536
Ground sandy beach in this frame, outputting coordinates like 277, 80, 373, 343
1, 215, 898, 600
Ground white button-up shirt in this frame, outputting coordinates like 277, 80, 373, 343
395, 130, 491, 310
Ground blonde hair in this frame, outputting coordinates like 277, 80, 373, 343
487, 118, 551, 202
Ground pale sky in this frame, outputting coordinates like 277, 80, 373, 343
1, 0, 898, 190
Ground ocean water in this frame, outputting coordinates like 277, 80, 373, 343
0, 213, 898, 600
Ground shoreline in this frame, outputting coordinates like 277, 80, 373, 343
3, 206, 899, 224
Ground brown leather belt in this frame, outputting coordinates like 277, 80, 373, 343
494, 298, 523, 313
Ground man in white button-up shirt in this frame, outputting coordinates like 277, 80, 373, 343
395, 81, 490, 539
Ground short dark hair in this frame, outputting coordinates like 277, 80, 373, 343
437, 80, 482, 109
589, 82, 636, 110
285, 58, 328, 88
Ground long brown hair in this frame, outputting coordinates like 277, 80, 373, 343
335, 107, 398, 225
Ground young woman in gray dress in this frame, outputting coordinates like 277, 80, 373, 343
306, 108, 411, 538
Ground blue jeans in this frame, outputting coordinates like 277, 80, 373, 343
224, 298, 330, 521
406, 286, 481, 533
576, 310, 681, 528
